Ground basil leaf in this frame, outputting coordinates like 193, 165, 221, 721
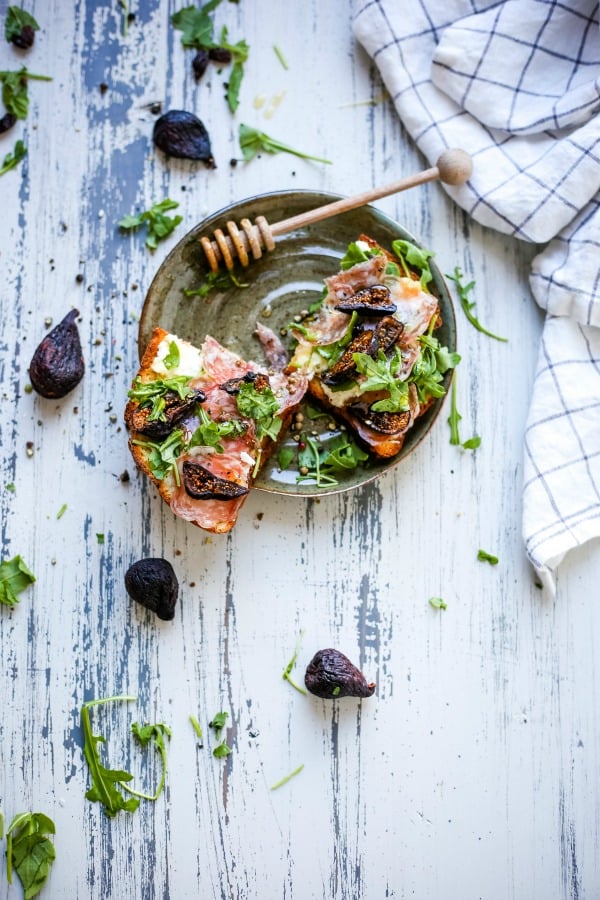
5, 812, 55, 899
0, 555, 35, 608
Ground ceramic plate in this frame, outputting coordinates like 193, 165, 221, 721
139, 190, 456, 496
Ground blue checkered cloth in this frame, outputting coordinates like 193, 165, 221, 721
353, 0, 600, 589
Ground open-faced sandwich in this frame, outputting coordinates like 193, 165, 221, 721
287, 234, 459, 458
125, 328, 307, 533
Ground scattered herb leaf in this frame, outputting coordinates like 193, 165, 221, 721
217, 26, 248, 112
282, 631, 307, 695
236, 381, 282, 441
5, 812, 55, 899
213, 741, 232, 759
0, 138, 26, 176
478, 549, 499, 565
239, 124, 331, 164
277, 446, 294, 471
448, 375, 479, 449
118, 199, 183, 250
296, 433, 369, 487
121, 723, 172, 801
270, 763, 304, 790
5, 7, 40, 46
447, 267, 508, 342
162, 341, 181, 371
171, 1, 223, 49
0, 555, 35, 608
80, 695, 140, 818
429, 597, 447, 610
209, 711, 228, 736
6, 482, 15, 493
96, 533, 105, 545
183, 269, 248, 297
56, 503, 67, 520
0, 68, 52, 120
128, 374, 193, 422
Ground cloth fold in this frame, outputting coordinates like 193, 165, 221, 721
352, 0, 600, 588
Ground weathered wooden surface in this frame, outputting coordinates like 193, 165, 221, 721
1, 1, 599, 898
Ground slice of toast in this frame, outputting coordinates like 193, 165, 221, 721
287, 235, 454, 458
125, 328, 307, 533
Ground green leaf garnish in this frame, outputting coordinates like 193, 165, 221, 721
239, 124, 331, 165
132, 429, 186, 485
217, 26, 248, 112
120, 723, 172, 802
447, 267, 508, 342
171, 1, 223, 48
296, 433, 368, 487
409, 333, 460, 404
277, 446, 294, 471
5, 812, 55, 899
128, 374, 194, 422
352, 347, 410, 413
0, 555, 35, 609
448, 376, 479, 450
339, 240, 383, 271
209, 711, 228, 736
0, 139, 26, 176
477, 549, 499, 565
96, 533, 105, 545
189, 715, 203, 742
56, 503, 67, 519
0, 68, 52, 120
118, 198, 183, 250
391, 238, 434, 288
162, 341, 181, 370
282, 631, 307, 695
273, 44, 288, 70
213, 741, 232, 759
188, 407, 246, 454
429, 597, 447, 610
236, 381, 282, 441
5, 7, 40, 44
80, 695, 140, 818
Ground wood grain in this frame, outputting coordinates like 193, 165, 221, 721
1, 1, 599, 898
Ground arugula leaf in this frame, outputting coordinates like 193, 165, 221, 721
120, 723, 172, 801
277, 446, 294, 471
270, 764, 304, 790
128, 374, 193, 421
0, 68, 52, 120
296, 433, 368, 487
213, 741, 232, 758
162, 341, 180, 370
236, 381, 282, 441
171, 1, 223, 48
339, 240, 382, 271
81, 695, 140, 818
478, 549, 499, 565
5, 7, 40, 45
184, 269, 248, 297
239, 124, 332, 165
209, 711, 228, 735
5, 812, 55, 899
448, 376, 480, 450
118, 198, 183, 250
353, 347, 409, 413
132, 429, 186, 485
429, 597, 447, 610
391, 238, 434, 288
409, 333, 460, 404
0, 138, 26, 176
217, 26, 249, 112
282, 631, 307, 695
188, 407, 246, 453
447, 266, 508, 342
0, 555, 35, 608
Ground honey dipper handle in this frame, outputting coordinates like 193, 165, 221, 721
270, 149, 472, 238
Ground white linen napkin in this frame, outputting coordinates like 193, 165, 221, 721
352, 0, 600, 589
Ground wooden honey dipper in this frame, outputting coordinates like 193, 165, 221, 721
199, 148, 472, 273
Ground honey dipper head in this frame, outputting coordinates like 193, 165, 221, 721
436, 149, 473, 185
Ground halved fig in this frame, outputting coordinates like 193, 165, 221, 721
321, 328, 374, 386
128, 389, 205, 440
372, 316, 404, 353
334, 284, 397, 316
219, 371, 270, 394
182, 461, 249, 500
349, 404, 412, 435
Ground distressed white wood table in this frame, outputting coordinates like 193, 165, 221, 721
1, 2, 599, 898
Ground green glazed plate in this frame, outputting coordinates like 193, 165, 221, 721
139, 190, 456, 497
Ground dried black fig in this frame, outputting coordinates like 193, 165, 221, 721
153, 110, 216, 168
10, 24, 35, 48
29, 309, 84, 399
128, 388, 206, 440
0, 112, 16, 134
208, 47, 232, 64
334, 285, 397, 317
192, 49, 209, 81
305, 648, 376, 699
125, 557, 179, 621
219, 372, 270, 395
